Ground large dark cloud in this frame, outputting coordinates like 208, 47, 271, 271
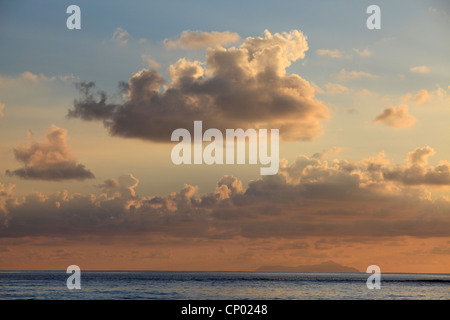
1, 149, 450, 239
68, 30, 329, 142
5, 125, 94, 181
68, 82, 121, 121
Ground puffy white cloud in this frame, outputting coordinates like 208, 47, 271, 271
383, 147, 450, 186
336, 69, 377, 80
324, 83, 348, 94
374, 104, 416, 128
0, 183, 15, 218
111, 27, 129, 46
0, 71, 57, 86
316, 49, 343, 58
414, 89, 431, 104
403, 87, 448, 104
408, 146, 434, 166
410, 65, 430, 74
353, 48, 373, 57
69, 30, 330, 142
6, 125, 94, 181
164, 30, 240, 49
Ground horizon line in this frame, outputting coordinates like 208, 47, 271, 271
1, 269, 449, 275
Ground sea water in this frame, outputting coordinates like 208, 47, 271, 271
0, 271, 448, 300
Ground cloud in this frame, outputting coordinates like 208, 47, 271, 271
324, 83, 348, 94
316, 49, 343, 58
414, 89, 431, 104
0, 72, 77, 106
312, 147, 343, 159
1, 148, 450, 239
0, 182, 15, 217
410, 66, 430, 74
407, 146, 434, 166
68, 82, 121, 121
21, 71, 39, 81
5, 125, 95, 181
214, 175, 244, 200
96, 174, 139, 199
97, 178, 120, 190
310, 82, 324, 94
336, 69, 377, 80
69, 29, 330, 142
374, 104, 416, 128
383, 147, 450, 186
164, 30, 240, 49
0, 102, 4, 119
402, 87, 448, 104
353, 48, 373, 57
141, 54, 161, 68
111, 27, 129, 46
0, 71, 57, 85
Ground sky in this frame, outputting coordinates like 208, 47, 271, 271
0, 0, 449, 273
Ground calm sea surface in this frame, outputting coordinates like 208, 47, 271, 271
0, 271, 448, 300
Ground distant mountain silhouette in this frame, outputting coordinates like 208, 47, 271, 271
256, 260, 359, 273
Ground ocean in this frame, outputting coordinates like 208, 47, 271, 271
0, 271, 448, 300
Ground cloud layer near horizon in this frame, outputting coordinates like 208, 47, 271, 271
68, 30, 329, 142
1, 148, 449, 239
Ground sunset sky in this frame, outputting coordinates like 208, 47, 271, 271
0, 0, 449, 273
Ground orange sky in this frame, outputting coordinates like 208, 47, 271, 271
1, 2, 449, 274
1, 235, 449, 273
